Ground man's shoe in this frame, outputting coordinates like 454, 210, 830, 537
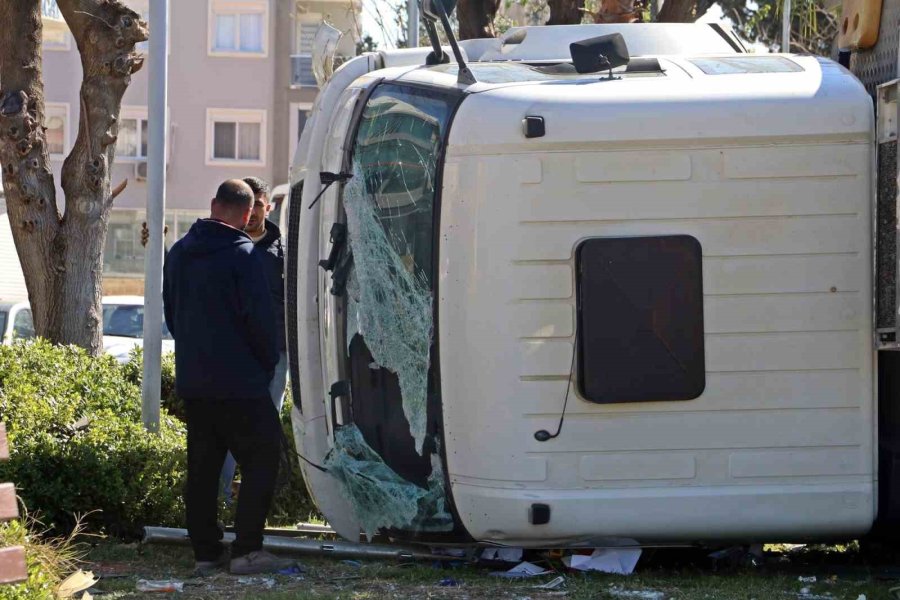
193, 549, 229, 577
229, 550, 297, 575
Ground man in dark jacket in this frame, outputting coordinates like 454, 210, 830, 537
163, 179, 294, 576
219, 177, 287, 504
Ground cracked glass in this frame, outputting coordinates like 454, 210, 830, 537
325, 84, 458, 537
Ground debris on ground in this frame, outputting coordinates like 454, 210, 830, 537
799, 576, 817, 583
563, 548, 642, 575
607, 585, 665, 599
533, 576, 566, 590
491, 561, 551, 578
58, 570, 99, 598
135, 579, 185, 593
237, 576, 276, 589
481, 547, 524, 562
438, 576, 461, 587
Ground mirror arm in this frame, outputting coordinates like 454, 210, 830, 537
424, 19, 446, 64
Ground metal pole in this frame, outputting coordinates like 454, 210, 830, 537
143, 527, 440, 561
407, 0, 419, 48
782, 0, 791, 52
142, 0, 169, 433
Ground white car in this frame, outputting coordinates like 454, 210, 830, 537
0, 300, 34, 345
102, 295, 175, 363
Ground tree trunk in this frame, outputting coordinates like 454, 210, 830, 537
457, 0, 500, 39
594, 0, 639, 22
0, 0, 147, 354
657, 0, 698, 22
547, 0, 586, 25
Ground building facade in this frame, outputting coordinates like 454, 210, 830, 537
39, 0, 359, 292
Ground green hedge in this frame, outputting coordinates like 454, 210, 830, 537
0, 340, 316, 538
0, 340, 186, 537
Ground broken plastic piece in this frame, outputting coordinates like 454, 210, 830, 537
490, 561, 550, 578
563, 548, 641, 575
481, 547, 524, 563
135, 579, 184, 593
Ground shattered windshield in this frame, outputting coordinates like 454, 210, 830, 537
324, 84, 459, 539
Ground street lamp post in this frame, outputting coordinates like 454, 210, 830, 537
142, 0, 169, 432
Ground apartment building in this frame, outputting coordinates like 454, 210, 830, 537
39, 0, 359, 292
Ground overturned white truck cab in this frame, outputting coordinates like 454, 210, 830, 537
285, 21, 880, 547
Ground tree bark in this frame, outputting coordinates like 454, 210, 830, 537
547, 0, 586, 25
457, 0, 500, 39
0, 0, 147, 354
657, 0, 698, 22
594, 0, 639, 22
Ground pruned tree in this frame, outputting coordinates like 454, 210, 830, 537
458, 0, 501, 38
0, 0, 147, 354
547, 0, 586, 25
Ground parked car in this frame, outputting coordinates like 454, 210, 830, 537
0, 300, 34, 344
102, 295, 174, 363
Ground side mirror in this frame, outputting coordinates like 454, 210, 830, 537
570, 33, 630, 74
422, 0, 457, 21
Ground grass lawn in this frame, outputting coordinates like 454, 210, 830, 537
79, 541, 900, 599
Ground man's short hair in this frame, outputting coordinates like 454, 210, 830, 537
243, 176, 270, 199
215, 179, 254, 211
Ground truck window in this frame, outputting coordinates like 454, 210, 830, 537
576, 236, 706, 403
331, 83, 460, 533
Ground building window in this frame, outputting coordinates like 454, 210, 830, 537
41, 0, 71, 51
116, 107, 149, 160
208, 0, 268, 57
44, 103, 69, 158
291, 17, 319, 87
206, 108, 266, 166
288, 102, 312, 164
104, 209, 206, 276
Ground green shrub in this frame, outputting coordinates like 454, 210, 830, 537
0, 340, 186, 538
121, 347, 182, 421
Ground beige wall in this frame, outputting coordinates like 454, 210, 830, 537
41, 0, 359, 214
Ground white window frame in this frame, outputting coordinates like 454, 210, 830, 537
207, 0, 269, 58
44, 102, 70, 159
206, 108, 267, 167
288, 102, 313, 165
116, 106, 150, 162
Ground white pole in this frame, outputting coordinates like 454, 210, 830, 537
782, 0, 791, 52
142, 0, 169, 433
407, 0, 419, 48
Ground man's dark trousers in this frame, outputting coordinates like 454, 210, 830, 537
185, 397, 281, 560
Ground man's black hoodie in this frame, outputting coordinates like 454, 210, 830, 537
252, 219, 285, 352
163, 219, 278, 401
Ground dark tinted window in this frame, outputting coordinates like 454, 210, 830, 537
576, 236, 705, 403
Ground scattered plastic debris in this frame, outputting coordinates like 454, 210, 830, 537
341, 560, 363, 568
237, 577, 276, 589
857, 595, 867, 600
534, 576, 566, 590
607, 585, 665, 600
481, 547, 524, 563
563, 548, 642, 575
491, 561, 551, 578
799, 576, 817, 583
278, 564, 304, 576
439, 577, 461, 587
800, 588, 811, 596
136, 579, 184, 593
58, 570, 99, 598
